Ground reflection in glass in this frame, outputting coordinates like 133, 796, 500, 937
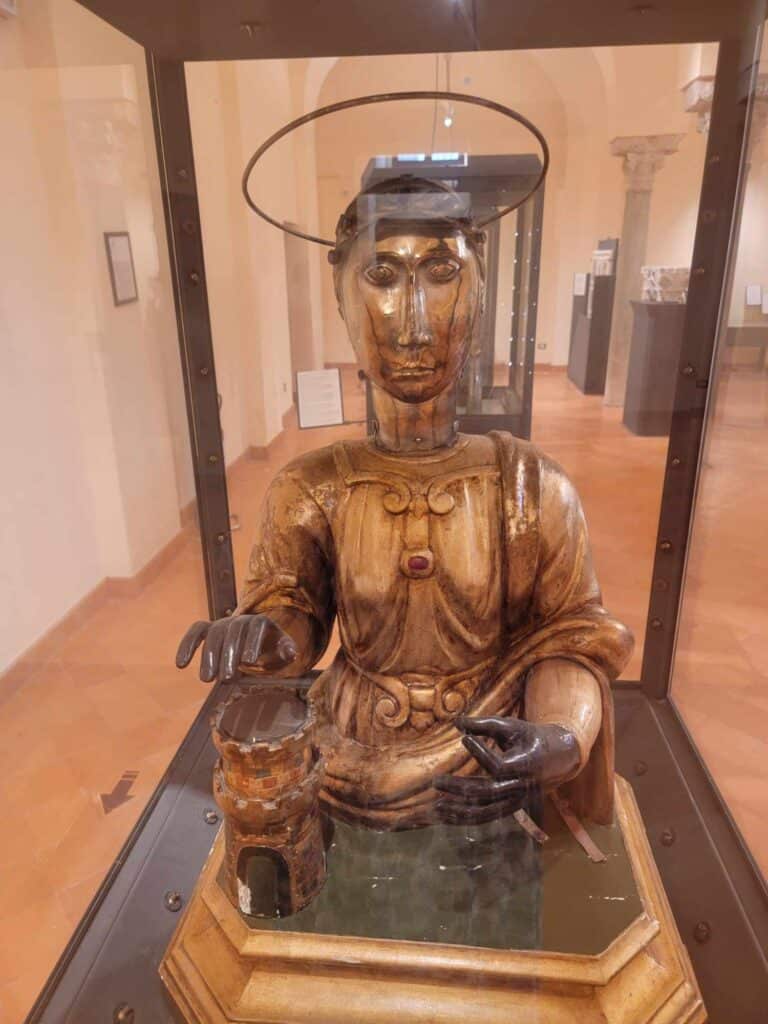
671, 35, 768, 877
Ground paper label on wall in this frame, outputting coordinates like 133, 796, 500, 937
573, 272, 588, 297
107, 233, 137, 303
296, 369, 344, 429
762, 292, 768, 315
746, 283, 762, 307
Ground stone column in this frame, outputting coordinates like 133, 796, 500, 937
603, 135, 683, 407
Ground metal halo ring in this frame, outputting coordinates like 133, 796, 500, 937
242, 90, 550, 247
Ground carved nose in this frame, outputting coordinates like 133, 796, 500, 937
396, 328, 433, 348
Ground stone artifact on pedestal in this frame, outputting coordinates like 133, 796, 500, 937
641, 265, 690, 304
603, 134, 683, 407
162, 92, 705, 1024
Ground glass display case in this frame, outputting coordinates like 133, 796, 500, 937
1, 3, 766, 1024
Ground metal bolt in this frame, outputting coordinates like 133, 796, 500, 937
681, 364, 695, 377
114, 1005, 135, 1024
240, 20, 262, 37
207, 453, 219, 464
708, 153, 721, 165
670, 456, 681, 467
650, 618, 663, 630
188, 270, 200, 285
692, 266, 706, 277
216, 532, 226, 543
164, 890, 183, 913
693, 920, 712, 944
660, 827, 676, 847
177, 167, 189, 181
634, 760, 648, 776
204, 808, 219, 825
199, 365, 210, 376
659, 540, 673, 553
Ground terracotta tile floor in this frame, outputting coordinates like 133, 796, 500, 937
0, 365, 764, 1021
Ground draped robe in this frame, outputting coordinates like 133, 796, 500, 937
236, 432, 633, 830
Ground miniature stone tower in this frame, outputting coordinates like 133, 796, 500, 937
211, 687, 326, 917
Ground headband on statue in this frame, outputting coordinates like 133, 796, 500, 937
241, 91, 550, 250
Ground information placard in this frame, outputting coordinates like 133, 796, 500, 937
296, 368, 345, 429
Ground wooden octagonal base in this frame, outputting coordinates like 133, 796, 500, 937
160, 777, 705, 1024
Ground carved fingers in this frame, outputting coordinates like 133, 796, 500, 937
434, 772, 532, 805
175, 614, 297, 684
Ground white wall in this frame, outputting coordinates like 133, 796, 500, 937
0, 0, 189, 672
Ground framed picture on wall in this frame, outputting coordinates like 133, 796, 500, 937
104, 231, 138, 305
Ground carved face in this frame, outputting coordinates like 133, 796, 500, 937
334, 223, 484, 403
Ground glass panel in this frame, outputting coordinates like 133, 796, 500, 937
0, 2, 206, 1015
671, 32, 768, 876
187, 44, 712, 682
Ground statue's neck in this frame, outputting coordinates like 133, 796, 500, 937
369, 381, 458, 454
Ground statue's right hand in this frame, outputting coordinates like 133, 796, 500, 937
175, 614, 297, 684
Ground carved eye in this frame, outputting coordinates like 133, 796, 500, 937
427, 260, 460, 283
364, 263, 396, 286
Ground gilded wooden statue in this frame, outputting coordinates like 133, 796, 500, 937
177, 168, 633, 833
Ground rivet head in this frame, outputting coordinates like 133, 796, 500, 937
682, 364, 695, 377
216, 533, 226, 543
181, 218, 196, 235
188, 270, 201, 285
113, 1005, 135, 1024
654, 578, 669, 592
164, 890, 183, 912
659, 540, 673, 552
177, 167, 189, 181
650, 617, 663, 630
634, 760, 648, 776
708, 153, 721, 165
670, 456, 681, 467
660, 827, 676, 846
693, 920, 712, 943
207, 453, 219, 464
692, 266, 706, 276
204, 808, 219, 825
199, 365, 210, 376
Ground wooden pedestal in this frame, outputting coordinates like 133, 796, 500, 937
160, 777, 705, 1024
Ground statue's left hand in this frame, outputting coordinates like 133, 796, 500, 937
433, 716, 581, 806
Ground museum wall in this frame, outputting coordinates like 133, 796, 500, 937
0, 0, 189, 673
186, 59, 313, 462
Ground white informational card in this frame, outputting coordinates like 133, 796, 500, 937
573, 272, 588, 297
762, 292, 768, 315
746, 283, 762, 307
296, 368, 345, 429
105, 232, 138, 305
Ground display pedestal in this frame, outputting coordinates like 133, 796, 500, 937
623, 301, 687, 436
568, 275, 616, 395
160, 776, 705, 1024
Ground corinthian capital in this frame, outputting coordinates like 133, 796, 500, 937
610, 134, 684, 191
